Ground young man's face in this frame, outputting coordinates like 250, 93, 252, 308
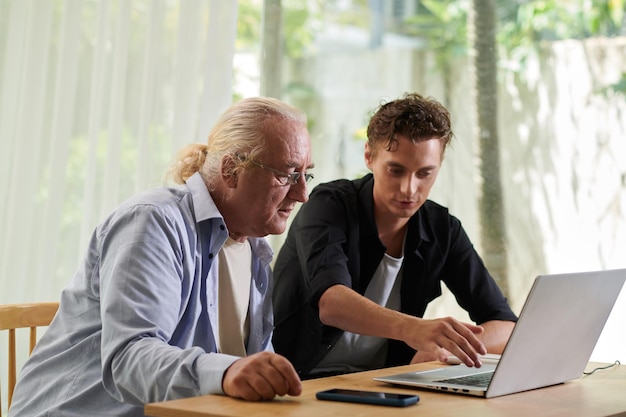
365, 135, 442, 221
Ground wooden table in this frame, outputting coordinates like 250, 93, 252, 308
145, 362, 626, 417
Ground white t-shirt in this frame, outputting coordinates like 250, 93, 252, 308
216, 237, 252, 357
313, 251, 404, 374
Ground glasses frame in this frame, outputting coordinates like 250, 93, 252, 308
249, 160, 314, 185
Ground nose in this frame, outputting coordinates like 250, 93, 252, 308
289, 175, 309, 203
400, 175, 419, 196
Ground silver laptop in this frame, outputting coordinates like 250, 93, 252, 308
374, 269, 626, 398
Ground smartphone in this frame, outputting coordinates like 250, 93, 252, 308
316, 388, 419, 407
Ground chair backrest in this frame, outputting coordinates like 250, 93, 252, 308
0, 302, 59, 417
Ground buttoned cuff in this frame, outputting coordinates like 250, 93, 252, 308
196, 352, 240, 395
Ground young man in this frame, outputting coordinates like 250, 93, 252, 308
272, 93, 517, 379
9, 97, 313, 417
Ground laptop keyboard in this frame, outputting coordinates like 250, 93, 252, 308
435, 371, 494, 388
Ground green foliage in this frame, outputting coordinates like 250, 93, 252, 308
403, 0, 469, 57
497, 0, 626, 88
237, 0, 262, 51
611, 72, 626, 94
319, 0, 370, 28
498, 0, 626, 48
598, 71, 626, 96
283, 5, 316, 58
396, 0, 625, 67
237, 0, 321, 58
582, 0, 624, 36
236, 1, 626, 96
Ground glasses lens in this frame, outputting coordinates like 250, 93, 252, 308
289, 172, 314, 185
287, 174, 299, 185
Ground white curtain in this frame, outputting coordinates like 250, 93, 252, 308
0, 0, 238, 305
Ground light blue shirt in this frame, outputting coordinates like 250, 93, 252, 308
9, 173, 275, 417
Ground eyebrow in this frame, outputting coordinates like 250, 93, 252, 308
386, 161, 437, 171
287, 162, 315, 170
418, 165, 437, 171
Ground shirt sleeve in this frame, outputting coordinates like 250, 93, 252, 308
440, 215, 518, 324
289, 188, 355, 307
97, 203, 237, 404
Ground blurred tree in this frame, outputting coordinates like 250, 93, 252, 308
470, 0, 509, 296
238, 0, 320, 99
261, 0, 283, 98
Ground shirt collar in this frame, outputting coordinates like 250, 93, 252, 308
186, 172, 222, 223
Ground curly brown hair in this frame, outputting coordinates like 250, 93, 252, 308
366, 92, 453, 156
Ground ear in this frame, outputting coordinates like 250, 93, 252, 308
364, 143, 373, 170
221, 155, 239, 188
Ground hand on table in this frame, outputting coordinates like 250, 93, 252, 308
222, 351, 302, 401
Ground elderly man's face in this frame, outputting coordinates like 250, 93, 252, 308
232, 120, 313, 238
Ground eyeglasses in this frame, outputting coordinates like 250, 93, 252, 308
249, 160, 314, 186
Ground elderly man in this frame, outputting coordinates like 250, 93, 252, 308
9, 97, 313, 417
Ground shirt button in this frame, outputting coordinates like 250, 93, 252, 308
208, 253, 214, 259
220, 225, 225, 230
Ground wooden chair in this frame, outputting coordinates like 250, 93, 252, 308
0, 302, 59, 416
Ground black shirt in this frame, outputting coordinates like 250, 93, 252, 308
272, 174, 517, 378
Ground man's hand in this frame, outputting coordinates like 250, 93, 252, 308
222, 351, 302, 401
318, 285, 487, 368
405, 317, 486, 367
